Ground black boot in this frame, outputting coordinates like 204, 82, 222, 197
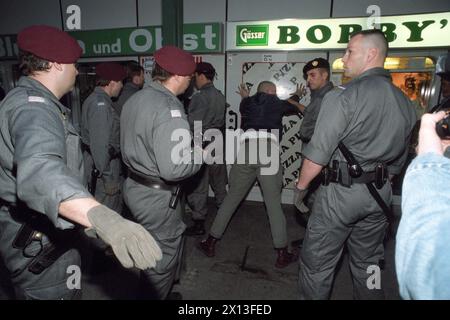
184, 220, 205, 236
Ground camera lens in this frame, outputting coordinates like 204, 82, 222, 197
436, 117, 450, 139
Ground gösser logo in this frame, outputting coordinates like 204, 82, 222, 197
236, 25, 269, 46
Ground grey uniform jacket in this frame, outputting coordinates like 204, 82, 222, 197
303, 68, 417, 175
114, 82, 140, 116
121, 81, 201, 239
299, 81, 334, 144
187, 82, 226, 132
0, 77, 90, 229
81, 87, 121, 179
121, 81, 201, 181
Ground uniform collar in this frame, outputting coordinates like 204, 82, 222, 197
125, 82, 141, 90
18, 76, 70, 115
353, 67, 391, 82
311, 81, 334, 98
149, 80, 177, 97
199, 82, 214, 90
94, 86, 112, 100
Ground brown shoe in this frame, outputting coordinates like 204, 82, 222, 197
196, 235, 218, 257
275, 247, 299, 268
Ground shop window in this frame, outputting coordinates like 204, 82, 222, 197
332, 56, 436, 117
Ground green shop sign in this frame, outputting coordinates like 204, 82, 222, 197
227, 12, 450, 50
0, 23, 222, 60
71, 23, 222, 57
236, 25, 269, 46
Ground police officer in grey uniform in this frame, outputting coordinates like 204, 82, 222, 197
121, 46, 202, 299
184, 62, 228, 236
0, 25, 161, 300
294, 58, 334, 216
81, 62, 126, 213
294, 29, 417, 299
114, 62, 145, 116
198, 81, 303, 268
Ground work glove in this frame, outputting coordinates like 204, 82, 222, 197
86, 205, 162, 270
293, 187, 309, 212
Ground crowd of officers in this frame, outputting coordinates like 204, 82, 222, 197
0, 25, 427, 300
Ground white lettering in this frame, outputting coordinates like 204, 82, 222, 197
66, 265, 81, 290
183, 34, 199, 51
66, 5, 81, 30
201, 25, 216, 49
366, 265, 381, 290
129, 29, 153, 53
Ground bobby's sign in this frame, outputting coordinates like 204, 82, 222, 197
227, 12, 450, 50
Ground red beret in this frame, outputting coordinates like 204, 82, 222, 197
154, 46, 195, 76
17, 25, 82, 64
95, 62, 127, 82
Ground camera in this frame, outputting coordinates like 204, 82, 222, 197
436, 111, 450, 139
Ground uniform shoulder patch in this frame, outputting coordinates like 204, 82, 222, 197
170, 110, 182, 118
28, 96, 46, 103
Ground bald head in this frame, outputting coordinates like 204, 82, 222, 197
257, 81, 277, 95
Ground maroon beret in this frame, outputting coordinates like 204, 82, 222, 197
17, 25, 82, 64
95, 62, 127, 82
154, 46, 196, 76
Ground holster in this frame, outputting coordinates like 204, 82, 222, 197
321, 160, 338, 186
374, 163, 388, 189
169, 186, 182, 209
12, 221, 70, 275
27, 242, 69, 275
90, 168, 100, 195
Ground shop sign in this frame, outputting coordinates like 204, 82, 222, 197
0, 23, 222, 60
71, 23, 222, 57
227, 12, 450, 50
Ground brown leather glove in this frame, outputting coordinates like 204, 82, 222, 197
86, 205, 162, 270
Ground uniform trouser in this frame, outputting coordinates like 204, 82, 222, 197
209, 161, 288, 248
187, 163, 228, 221
84, 152, 123, 213
139, 236, 184, 299
94, 174, 123, 213
298, 182, 390, 300
123, 178, 186, 300
0, 206, 81, 300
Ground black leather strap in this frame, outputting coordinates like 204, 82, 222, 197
128, 169, 178, 192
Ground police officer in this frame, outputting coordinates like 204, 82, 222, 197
0, 25, 161, 300
114, 62, 145, 116
197, 81, 302, 268
294, 29, 417, 299
81, 62, 126, 214
184, 62, 228, 236
294, 58, 334, 216
121, 46, 202, 299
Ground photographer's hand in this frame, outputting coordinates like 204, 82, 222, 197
418, 111, 450, 156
